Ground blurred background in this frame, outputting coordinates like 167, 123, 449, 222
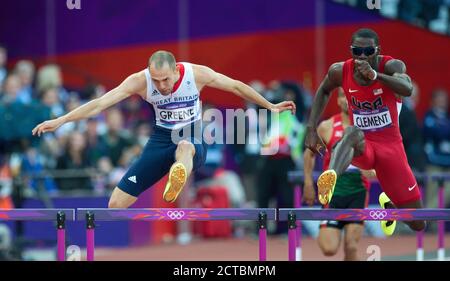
0, 0, 449, 261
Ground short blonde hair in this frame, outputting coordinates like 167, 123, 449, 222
149, 50, 176, 70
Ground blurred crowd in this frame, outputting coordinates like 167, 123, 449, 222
0, 44, 154, 204
335, 0, 450, 35
0, 42, 449, 223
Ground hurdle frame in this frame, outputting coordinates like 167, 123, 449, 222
77, 208, 276, 261
293, 184, 302, 261
416, 173, 449, 261
0, 209, 75, 261
280, 208, 450, 261
289, 171, 321, 261
289, 170, 450, 261
434, 174, 449, 261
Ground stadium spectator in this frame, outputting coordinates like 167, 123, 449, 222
99, 108, 133, 166
1, 74, 21, 104
257, 82, 306, 234
36, 64, 69, 105
399, 82, 427, 179
13, 60, 35, 105
0, 45, 8, 89
423, 88, 450, 208
55, 131, 92, 191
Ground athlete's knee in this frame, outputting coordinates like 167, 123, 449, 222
108, 195, 129, 209
176, 140, 195, 155
319, 241, 339, 256
343, 126, 364, 143
321, 245, 338, 257
108, 198, 122, 208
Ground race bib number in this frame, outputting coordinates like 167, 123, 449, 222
353, 107, 392, 131
157, 100, 199, 124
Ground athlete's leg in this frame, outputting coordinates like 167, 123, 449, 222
375, 141, 426, 232
318, 226, 342, 257
116, 134, 176, 206
343, 223, 364, 261
329, 126, 366, 176
163, 140, 196, 203
385, 199, 426, 231
317, 126, 367, 205
108, 187, 138, 208
175, 140, 195, 178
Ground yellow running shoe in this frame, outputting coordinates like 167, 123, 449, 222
379, 192, 396, 236
163, 162, 187, 203
317, 170, 337, 205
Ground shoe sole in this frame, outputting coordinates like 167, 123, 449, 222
163, 163, 187, 203
317, 170, 337, 205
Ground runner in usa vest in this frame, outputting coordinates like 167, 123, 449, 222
342, 55, 403, 143
304, 28, 425, 236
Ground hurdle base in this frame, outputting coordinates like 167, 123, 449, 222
416, 248, 424, 261
438, 248, 445, 261
296, 247, 302, 261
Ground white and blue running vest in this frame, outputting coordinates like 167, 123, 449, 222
143, 62, 201, 130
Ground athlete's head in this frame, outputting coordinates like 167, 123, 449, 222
350, 28, 380, 65
337, 87, 348, 113
148, 50, 179, 95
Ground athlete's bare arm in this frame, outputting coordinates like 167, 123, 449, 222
379, 59, 413, 97
303, 119, 332, 206
32, 71, 147, 136
305, 62, 343, 155
192, 64, 296, 114
355, 58, 412, 97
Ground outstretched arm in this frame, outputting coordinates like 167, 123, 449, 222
32, 71, 146, 136
303, 148, 317, 206
193, 64, 296, 114
303, 120, 331, 205
304, 63, 342, 155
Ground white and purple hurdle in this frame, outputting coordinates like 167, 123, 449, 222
280, 208, 450, 261
0, 209, 75, 261
77, 208, 276, 261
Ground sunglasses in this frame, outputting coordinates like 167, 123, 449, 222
350, 46, 378, 56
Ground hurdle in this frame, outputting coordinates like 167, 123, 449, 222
288, 170, 322, 261
279, 208, 450, 261
0, 209, 75, 261
414, 173, 450, 261
433, 173, 450, 261
77, 208, 276, 261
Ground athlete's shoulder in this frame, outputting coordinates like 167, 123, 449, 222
329, 62, 344, 72
190, 63, 211, 73
190, 63, 217, 84
132, 70, 148, 86
124, 70, 148, 98
384, 58, 407, 74
134, 69, 147, 79
327, 62, 344, 84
